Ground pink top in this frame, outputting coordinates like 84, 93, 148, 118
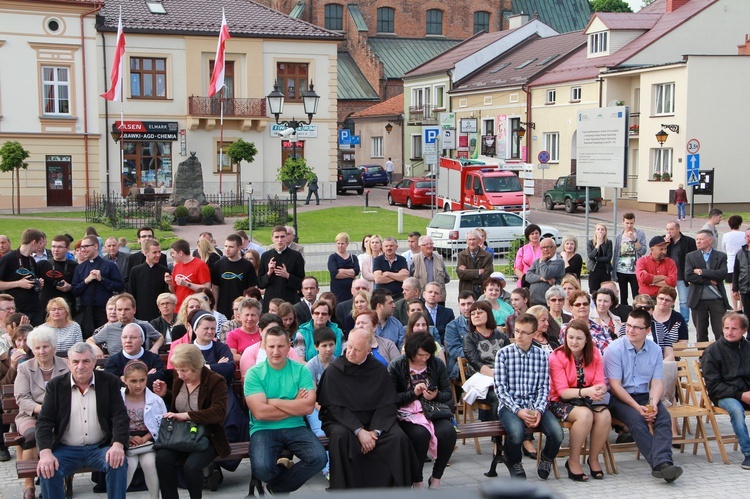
226, 327, 261, 355
514, 243, 542, 288
166, 333, 190, 369
239, 342, 300, 379
548, 347, 606, 402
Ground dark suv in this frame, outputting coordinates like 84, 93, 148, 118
337, 167, 364, 194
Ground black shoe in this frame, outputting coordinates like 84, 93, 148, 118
208, 467, 223, 491
484, 451, 504, 477
522, 446, 537, 460
616, 432, 634, 444
537, 457, 554, 480
651, 463, 683, 483
587, 457, 604, 479
0, 446, 10, 462
505, 461, 526, 479
566, 460, 588, 481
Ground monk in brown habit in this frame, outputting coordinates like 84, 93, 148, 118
318, 328, 420, 489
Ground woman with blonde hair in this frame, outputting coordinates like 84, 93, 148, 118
560, 235, 582, 280
40, 297, 82, 355
343, 290, 371, 338
587, 223, 613, 293
560, 274, 581, 316
527, 304, 560, 353
359, 234, 382, 287
328, 232, 360, 303
195, 239, 221, 271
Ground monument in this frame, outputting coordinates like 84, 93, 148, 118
171, 152, 207, 206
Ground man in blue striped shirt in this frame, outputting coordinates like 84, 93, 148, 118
495, 313, 562, 479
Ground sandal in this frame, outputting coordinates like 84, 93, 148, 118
587, 457, 604, 479
566, 460, 588, 482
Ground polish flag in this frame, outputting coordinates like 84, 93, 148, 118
208, 10, 231, 97
101, 10, 126, 101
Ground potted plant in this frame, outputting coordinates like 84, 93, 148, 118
277, 157, 316, 191
201, 205, 216, 225
629, 124, 639, 135
653, 172, 662, 181
662, 172, 671, 182
174, 205, 189, 226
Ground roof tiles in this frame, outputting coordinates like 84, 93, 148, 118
406, 31, 515, 78
511, 0, 592, 34
367, 37, 461, 79
350, 93, 404, 118
337, 52, 379, 100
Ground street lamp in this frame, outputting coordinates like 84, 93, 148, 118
110, 122, 123, 143
385, 123, 394, 135
656, 129, 669, 147
266, 81, 320, 243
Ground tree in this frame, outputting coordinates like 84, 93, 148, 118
590, 0, 633, 12
226, 139, 258, 194
0, 140, 30, 214
642, 0, 655, 7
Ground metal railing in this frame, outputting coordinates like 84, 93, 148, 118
85, 192, 164, 229
188, 96, 266, 117
408, 104, 440, 124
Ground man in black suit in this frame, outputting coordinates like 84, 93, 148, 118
422, 281, 454, 344
36, 342, 129, 499
127, 239, 170, 322
294, 276, 319, 325
665, 221, 697, 322
122, 227, 168, 285
258, 225, 305, 312
685, 230, 730, 342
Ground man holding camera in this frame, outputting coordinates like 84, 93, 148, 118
0, 228, 47, 325
38, 234, 78, 315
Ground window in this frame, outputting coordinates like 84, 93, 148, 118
474, 11, 490, 34
483, 119, 494, 136
652, 148, 673, 177
130, 57, 167, 98
276, 62, 309, 102
546, 89, 556, 104
544, 132, 560, 163
41, 66, 70, 115
426, 9, 443, 35
122, 141, 172, 190
510, 118, 521, 159
435, 86, 445, 109
654, 83, 675, 115
208, 60, 234, 98
589, 32, 608, 54
216, 141, 234, 173
324, 4, 343, 30
371, 136, 383, 158
411, 135, 422, 159
377, 7, 394, 33
571, 86, 582, 102
412, 88, 423, 108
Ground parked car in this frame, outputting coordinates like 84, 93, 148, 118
388, 177, 435, 208
357, 164, 389, 186
426, 210, 562, 256
543, 175, 602, 213
337, 166, 364, 194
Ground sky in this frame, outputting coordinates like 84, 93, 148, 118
626, 0, 643, 11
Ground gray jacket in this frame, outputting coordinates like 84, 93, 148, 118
732, 244, 750, 295
525, 256, 565, 306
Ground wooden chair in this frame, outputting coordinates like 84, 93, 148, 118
666, 359, 714, 462
692, 359, 748, 464
456, 357, 493, 454
673, 341, 712, 359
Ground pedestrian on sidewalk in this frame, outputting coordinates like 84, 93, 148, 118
305, 174, 319, 205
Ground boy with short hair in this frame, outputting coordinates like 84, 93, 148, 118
306, 327, 337, 479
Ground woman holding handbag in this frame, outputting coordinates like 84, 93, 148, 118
120, 360, 167, 499
388, 332, 456, 489
153, 343, 230, 499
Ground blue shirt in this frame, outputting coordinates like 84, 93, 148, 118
376, 316, 405, 349
372, 254, 409, 296
494, 343, 550, 414
603, 336, 663, 395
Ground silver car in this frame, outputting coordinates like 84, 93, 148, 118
427, 210, 562, 255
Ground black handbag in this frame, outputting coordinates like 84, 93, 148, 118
153, 418, 209, 453
420, 399, 453, 420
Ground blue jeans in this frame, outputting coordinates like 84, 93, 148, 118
609, 393, 673, 469
306, 408, 330, 475
717, 398, 750, 456
40, 444, 127, 499
675, 280, 690, 322
249, 426, 327, 493
498, 407, 563, 465
677, 202, 686, 220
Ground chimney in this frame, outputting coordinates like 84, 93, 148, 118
508, 13, 530, 29
739, 34, 750, 56
666, 0, 690, 13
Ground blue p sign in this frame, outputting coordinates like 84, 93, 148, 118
338, 129, 351, 145
425, 128, 439, 144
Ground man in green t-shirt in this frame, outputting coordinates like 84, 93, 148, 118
244, 327, 327, 493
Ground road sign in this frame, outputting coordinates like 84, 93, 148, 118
441, 129, 456, 149
538, 150, 550, 164
338, 129, 350, 145
686, 138, 700, 154
350, 135, 361, 145
686, 154, 700, 186
538, 163, 550, 170
424, 128, 439, 144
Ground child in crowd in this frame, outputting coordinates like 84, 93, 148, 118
306, 327, 337, 480
121, 360, 167, 499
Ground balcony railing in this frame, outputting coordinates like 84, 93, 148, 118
629, 112, 640, 136
188, 96, 266, 117
408, 104, 441, 124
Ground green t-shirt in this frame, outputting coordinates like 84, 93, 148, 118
244, 359, 315, 436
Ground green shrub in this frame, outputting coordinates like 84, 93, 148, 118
201, 205, 216, 218
234, 217, 249, 231
502, 237, 525, 277
174, 206, 189, 218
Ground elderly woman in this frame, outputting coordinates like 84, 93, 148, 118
527, 305, 560, 354
104, 323, 166, 389
389, 332, 457, 489
587, 223, 613, 293
343, 290, 371, 338
153, 343, 230, 499
352, 310, 400, 365
545, 285, 571, 341
150, 293, 177, 347
561, 290, 611, 354
171, 294, 211, 342
514, 224, 543, 288
14, 327, 69, 498
590, 288, 622, 342
328, 232, 360, 303
548, 319, 611, 481
297, 301, 343, 361
560, 235, 583, 280
359, 234, 382, 288
38, 297, 82, 356
480, 277, 514, 326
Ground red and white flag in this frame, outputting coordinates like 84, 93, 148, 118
101, 9, 126, 101
208, 10, 231, 97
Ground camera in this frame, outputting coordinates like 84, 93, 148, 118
54, 280, 64, 288
32, 278, 41, 293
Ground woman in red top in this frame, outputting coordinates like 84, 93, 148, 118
548, 319, 611, 481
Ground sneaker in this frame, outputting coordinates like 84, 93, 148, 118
742, 455, 750, 470
651, 463, 683, 483
537, 457, 554, 480
0, 446, 10, 462
505, 461, 526, 479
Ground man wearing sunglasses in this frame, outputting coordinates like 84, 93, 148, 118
604, 309, 683, 483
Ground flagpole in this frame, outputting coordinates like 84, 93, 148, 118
219, 86, 224, 194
